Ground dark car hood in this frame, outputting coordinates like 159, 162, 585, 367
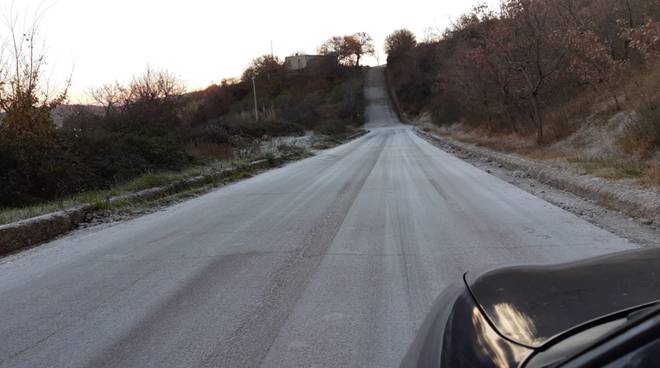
466, 248, 660, 348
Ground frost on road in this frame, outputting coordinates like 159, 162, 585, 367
0, 68, 635, 368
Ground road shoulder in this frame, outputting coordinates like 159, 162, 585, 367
417, 129, 660, 248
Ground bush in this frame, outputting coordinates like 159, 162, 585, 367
317, 119, 351, 135
277, 144, 309, 158
331, 77, 365, 125
78, 133, 191, 185
0, 129, 193, 208
182, 123, 232, 146
0, 132, 87, 206
281, 93, 322, 127
225, 118, 304, 138
619, 101, 660, 155
430, 94, 462, 125
397, 81, 430, 115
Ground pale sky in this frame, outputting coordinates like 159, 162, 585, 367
4, 0, 500, 102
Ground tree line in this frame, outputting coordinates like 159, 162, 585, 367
386, 0, 659, 145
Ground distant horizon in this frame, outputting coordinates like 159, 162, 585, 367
6, 0, 500, 103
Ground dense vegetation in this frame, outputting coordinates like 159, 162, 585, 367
386, 0, 659, 146
0, 26, 368, 208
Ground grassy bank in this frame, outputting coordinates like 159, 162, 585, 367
0, 143, 313, 226
420, 118, 660, 190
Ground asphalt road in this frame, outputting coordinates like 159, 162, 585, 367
0, 68, 636, 368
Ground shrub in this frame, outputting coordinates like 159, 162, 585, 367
280, 93, 322, 128
225, 118, 304, 138
78, 133, 191, 185
277, 144, 309, 159
317, 119, 351, 135
0, 132, 89, 206
619, 101, 660, 155
0, 128, 194, 208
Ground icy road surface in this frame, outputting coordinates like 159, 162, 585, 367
0, 68, 635, 368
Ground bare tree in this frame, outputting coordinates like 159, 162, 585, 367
127, 66, 185, 103
0, 9, 70, 135
498, 0, 569, 144
89, 83, 124, 116
116, 66, 187, 131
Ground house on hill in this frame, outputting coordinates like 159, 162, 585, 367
285, 54, 333, 71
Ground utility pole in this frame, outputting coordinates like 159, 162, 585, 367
251, 76, 259, 121
270, 41, 274, 58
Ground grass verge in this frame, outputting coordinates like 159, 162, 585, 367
0, 133, 345, 227
0, 151, 304, 226
423, 124, 659, 190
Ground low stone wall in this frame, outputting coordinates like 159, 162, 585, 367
346, 129, 370, 141
418, 130, 660, 225
0, 159, 271, 257
0, 208, 88, 255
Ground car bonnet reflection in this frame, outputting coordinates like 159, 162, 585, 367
472, 305, 530, 366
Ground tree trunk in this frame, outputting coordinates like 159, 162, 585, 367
622, 0, 634, 59
531, 94, 544, 145
612, 93, 621, 111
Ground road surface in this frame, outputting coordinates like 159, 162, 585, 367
0, 68, 635, 368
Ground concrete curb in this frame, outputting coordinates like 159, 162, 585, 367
418, 129, 660, 225
0, 159, 272, 256
345, 129, 369, 141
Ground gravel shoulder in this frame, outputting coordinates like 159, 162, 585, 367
417, 130, 660, 248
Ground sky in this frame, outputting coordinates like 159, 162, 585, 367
4, 0, 500, 102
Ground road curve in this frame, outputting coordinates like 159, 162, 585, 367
0, 68, 635, 368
